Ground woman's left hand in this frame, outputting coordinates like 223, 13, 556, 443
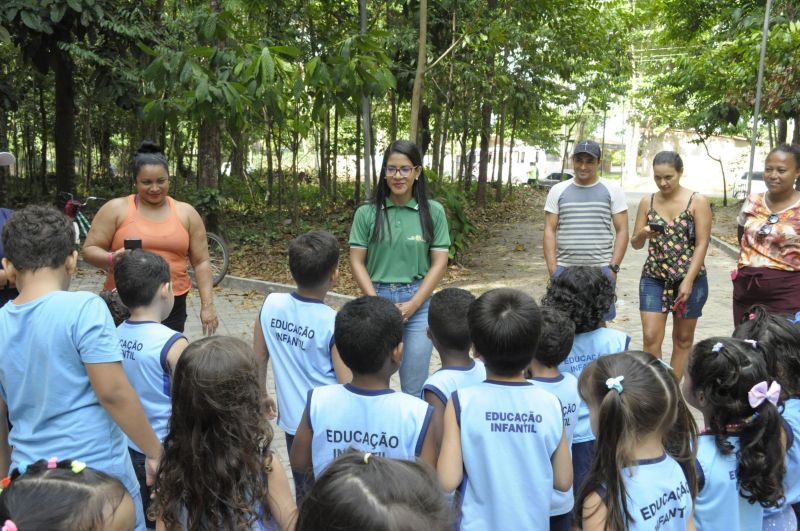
200, 303, 219, 335
675, 279, 693, 308
396, 300, 420, 322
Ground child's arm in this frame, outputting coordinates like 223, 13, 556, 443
551, 427, 573, 492
418, 411, 438, 467
289, 407, 314, 478
86, 363, 162, 483
165, 338, 188, 373
266, 456, 298, 531
331, 345, 352, 384
582, 491, 609, 531
436, 398, 463, 491
253, 318, 277, 419
423, 390, 446, 451
0, 396, 9, 474
687, 511, 697, 531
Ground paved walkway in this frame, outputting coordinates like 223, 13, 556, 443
70, 192, 737, 489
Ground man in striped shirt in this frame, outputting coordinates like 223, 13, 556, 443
543, 140, 628, 320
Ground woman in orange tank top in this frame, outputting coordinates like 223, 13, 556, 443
83, 141, 218, 334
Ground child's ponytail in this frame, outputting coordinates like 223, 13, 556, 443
579, 381, 635, 530
738, 381, 785, 507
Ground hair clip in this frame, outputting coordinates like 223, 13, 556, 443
749, 381, 781, 408
0, 477, 10, 489
606, 376, 624, 394
743, 339, 758, 348
657, 359, 673, 371
1, 520, 17, 531
748, 313, 756, 320
71, 460, 87, 474
47, 456, 58, 469
17, 462, 28, 475
711, 342, 724, 353
789, 311, 800, 325
363, 453, 372, 464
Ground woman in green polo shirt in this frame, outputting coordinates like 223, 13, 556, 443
349, 140, 451, 396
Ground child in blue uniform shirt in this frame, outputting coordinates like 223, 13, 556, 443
114, 250, 188, 527
577, 351, 697, 531
543, 265, 630, 497
684, 337, 786, 530
422, 288, 485, 450
0, 206, 162, 531
437, 288, 572, 531
734, 306, 800, 530
289, 296, 436, 480
253, 231, 351, 497
526, 307, 580, 531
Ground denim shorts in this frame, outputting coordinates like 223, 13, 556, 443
639, 275, 708, 319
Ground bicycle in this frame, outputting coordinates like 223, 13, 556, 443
59, 192, 230, 287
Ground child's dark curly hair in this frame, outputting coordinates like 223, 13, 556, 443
150, 336, 274, 529
0, 458, 130, 530
542, 266, 616, 333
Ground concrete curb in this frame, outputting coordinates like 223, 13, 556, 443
709, 235, 740, 261
78, 258, 355, 307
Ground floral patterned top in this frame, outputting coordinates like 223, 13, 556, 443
642, 193, 705, 312
737, 193, 800, 271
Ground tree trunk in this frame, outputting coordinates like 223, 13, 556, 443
389, 91, 398, 143
495, 106, 505, 202
98, 124, 111, 184
778, 118, 788, 144
197, 118, 221, 230
318, 110, 329, 196
476, 99, 492, 207
458, 106, 469, 183
0, 107, 7, 199
332, 107, 339, 198
507, 111, 517, 193
265, 113, 274, 204
38, 78, 47, 191
359, 0, 372, 199
53, 50, 76, 194
274, 124, 284, 212
438, 62, 454, 178
431, 110, 441, 177
792, 112, 800, 146
409, 0, 427, 143
466, 127, 477, 192
355, 107, 362, 202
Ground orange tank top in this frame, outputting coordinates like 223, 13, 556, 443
104, 195, 192, 295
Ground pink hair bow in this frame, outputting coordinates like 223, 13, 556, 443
748, 381, 781, 408
2, 520, 17, 531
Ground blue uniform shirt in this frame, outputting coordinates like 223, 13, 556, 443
598, 454, 691, 531
117, 320, 184, 452
694, 435, 763, 530
765, 398, 800, 517
529, 373, 580, 516
421, 359, 486, 404
308, 384, 433, 478
0, 291, 143, 529
558, 328, 630, 442
454, 380, 564, 531
259, 292, 338, 434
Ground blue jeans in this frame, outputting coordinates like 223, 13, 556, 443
129, 448, 154, 530
374, 280, 432, 396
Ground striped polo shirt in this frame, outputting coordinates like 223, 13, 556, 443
544, 178, 627, 267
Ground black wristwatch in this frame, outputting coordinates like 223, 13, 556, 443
608, 264, 620, 273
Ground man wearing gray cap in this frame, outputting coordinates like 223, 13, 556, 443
543, 140, 628, 320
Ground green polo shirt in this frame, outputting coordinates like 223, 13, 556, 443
349, 198, 451, 284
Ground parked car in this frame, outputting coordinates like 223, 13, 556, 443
732, 171, 765, 199
532, 170, 575, 189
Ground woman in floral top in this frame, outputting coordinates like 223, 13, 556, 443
631, 151, 711, 379
734, 144, 800, 324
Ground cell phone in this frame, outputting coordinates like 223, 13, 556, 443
124, 239, 142, 250
648, 222, 666, 234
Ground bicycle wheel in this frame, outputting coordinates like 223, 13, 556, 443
190, 232, 230, 287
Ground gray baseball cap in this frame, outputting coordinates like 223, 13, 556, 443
573, 140, 601, 160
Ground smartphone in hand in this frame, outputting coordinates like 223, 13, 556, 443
648, 222, 667, 234
124, 239, 142, 250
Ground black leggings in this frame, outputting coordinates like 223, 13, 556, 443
161, 293, 187, 333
